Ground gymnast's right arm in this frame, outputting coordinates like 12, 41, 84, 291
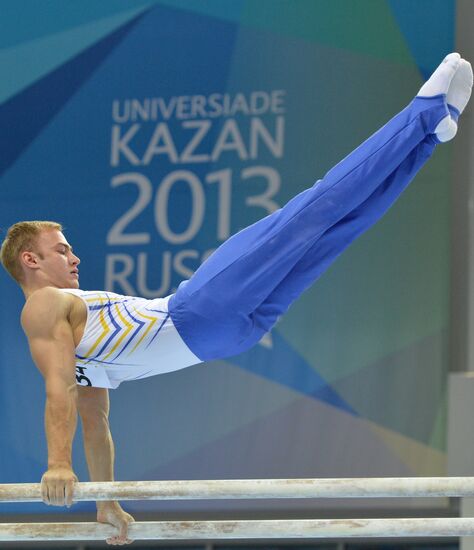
21, 287, 79, 507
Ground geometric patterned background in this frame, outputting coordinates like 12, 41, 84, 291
0, 0, 455, 515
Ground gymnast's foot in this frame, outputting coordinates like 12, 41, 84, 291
418, 53, 473, 142
436, 58, 473, 141
447, 58, 473, 116
418, 53, 461, 98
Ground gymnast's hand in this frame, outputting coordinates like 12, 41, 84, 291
97, 501, 135, 545
40, 465, 78, 506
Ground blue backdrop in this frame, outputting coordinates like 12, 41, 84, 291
0, 0, 456, 516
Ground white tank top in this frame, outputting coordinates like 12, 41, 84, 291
59, 289, 201, 389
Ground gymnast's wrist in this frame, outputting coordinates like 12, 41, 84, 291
47, 460, 73, 470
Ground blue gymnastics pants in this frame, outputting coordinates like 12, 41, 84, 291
168, 95, 449, 361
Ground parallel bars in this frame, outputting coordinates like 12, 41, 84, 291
1, 478, 472, 541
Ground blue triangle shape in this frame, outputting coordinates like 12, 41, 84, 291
0, 9, 148, 178
230, 330, 357, 416
0, 0, 151, 50
387, 0, 455, 80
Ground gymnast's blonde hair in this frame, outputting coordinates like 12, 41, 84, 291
0, 221, 63, 283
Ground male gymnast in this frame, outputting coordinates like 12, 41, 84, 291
1, 53, 472, 545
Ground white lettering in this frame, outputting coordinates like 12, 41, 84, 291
112, 100, 129, 123
142, 123, 179, 164
137, 252, 171, 298
176, 96, 191, 119
155, 170, 205, 244
250, 91, 270, 115
107, 173, 152, 245
110, 124, 141, 166
250, 116, 284, 159
105, 254, 136, 295
112, 90, 287, 122
211, 119, 248, 161
174, 249, 199, 279
151, 97, 178, 120
180, 120, 211, 163
272, 90, 286, 114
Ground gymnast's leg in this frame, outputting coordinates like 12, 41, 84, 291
246, 138, 436, 346
168, 54, 472, 360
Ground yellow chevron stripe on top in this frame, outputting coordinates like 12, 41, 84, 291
84, 307, 111, 358
128, 309, 158, 355
102, 304, 134, 360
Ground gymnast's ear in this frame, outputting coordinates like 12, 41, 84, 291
20, 250, 41, 271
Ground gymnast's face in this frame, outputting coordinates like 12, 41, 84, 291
24, 229, 81, 289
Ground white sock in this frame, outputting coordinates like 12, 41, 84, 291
434, 116, 458, 142
417, 52, 461, 97
447, 58, 473, 114
417, 53, 473, 142
434, 58, 473, 141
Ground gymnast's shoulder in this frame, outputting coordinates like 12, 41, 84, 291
21, 286, 73, 335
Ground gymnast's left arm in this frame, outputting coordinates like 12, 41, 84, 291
78, 386, 135, 546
